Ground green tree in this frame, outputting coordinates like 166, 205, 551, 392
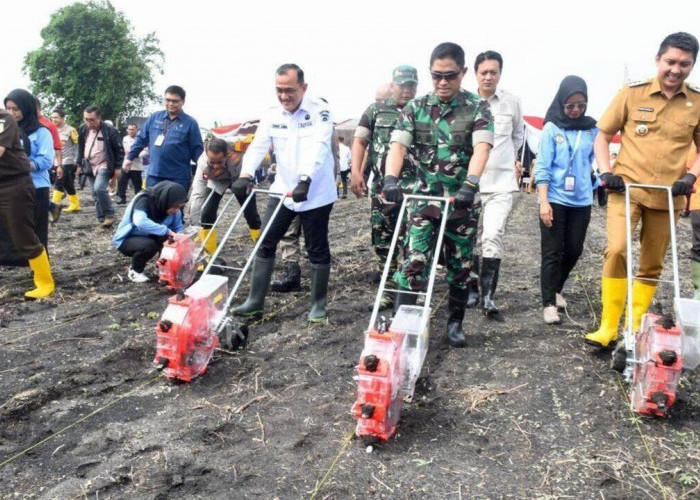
24, 0, 163, 127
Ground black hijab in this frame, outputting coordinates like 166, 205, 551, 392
543, 75, 597, 131
134, 181, 188, 223
4, 89, 45, 155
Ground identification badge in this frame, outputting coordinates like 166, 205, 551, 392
154, 134, 165, 147
564, 175, 576, 191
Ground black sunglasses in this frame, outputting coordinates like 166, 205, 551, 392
430, 71, 461, 81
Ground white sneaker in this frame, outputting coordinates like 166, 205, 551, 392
555, 293, 568, 309
543, 305, 561, 324
128, 268, 149, 283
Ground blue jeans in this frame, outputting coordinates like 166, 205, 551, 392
88, 168, 114, 221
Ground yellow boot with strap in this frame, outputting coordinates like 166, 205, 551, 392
65, 193, 82, 213
585, 277, 627, 347
25, 248, 55, 299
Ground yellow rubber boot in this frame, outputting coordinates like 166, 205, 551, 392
626, 280, 656, 332
51, 190, 65, 204
64, 193, 82, 213
25, 248, 55, 299
585, 277, 627, 347
198, 228, 218, 271
250, 228, 260, 242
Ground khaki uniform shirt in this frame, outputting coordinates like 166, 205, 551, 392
597, 77, 700, 209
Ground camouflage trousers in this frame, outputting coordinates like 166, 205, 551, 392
370, 194, 407, 266
394, 199, 481, 291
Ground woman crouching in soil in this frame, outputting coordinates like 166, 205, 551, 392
535, 75, 599, 325
113, 181, 188, 283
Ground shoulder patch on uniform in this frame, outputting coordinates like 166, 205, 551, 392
686, 81, 700, 93
627, 79, 651, 88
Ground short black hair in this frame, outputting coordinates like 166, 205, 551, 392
127, 123, 138, 129
84, 105, 101, 116
52, 108, 66, 118
474, 50, 503, 72
657, 32, 699, 62
338, 136, 344, 143
206, 138, 229, 156
165, 85, 186, 100
430, 42, 465, 69
276, 64, 305, 85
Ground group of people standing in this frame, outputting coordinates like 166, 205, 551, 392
2, 32, 700, 359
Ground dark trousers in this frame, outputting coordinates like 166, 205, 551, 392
55, 164, 77, 196
118, 235, 163, 273
257, 198, 333, 265
201, 189, 261, 230
117, 169, 143, 201
0, 174, 43, 262
539, 203, 591, 306
339, 170, 349, 196
34, 187, 50, 251
691, 210, 700, 262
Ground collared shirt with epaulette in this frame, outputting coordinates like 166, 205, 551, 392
390, 89, 494, 196
598, 77, 700, 209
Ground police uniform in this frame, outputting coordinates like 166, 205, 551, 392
233, 95, 336, 322
390, 89, 494, 291
586, 77, 700, 346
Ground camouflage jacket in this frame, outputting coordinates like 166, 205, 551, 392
354, 98, 416, 191
390, 90, 494, 196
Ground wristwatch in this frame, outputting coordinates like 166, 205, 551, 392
466, 175, 480, 186
299, 174, 311, 183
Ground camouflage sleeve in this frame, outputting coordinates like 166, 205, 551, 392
354, 104, 375, 142
472, 99, 495, 146
390, 101, 415, 148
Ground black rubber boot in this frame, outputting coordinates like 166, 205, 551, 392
308, 263, 330, 322
270, 261, 301, 292
232, 257, 275, 317
446, 286, 468, 347
466, 256, 480, 308
393, 286, 418, 315
481, 257, 501, 317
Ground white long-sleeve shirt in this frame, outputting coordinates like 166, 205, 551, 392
241, 96, 337, 211
478, 89, 524, 193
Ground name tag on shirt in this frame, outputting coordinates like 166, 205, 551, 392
564, 175, 576, 192
154, 134, 165, 147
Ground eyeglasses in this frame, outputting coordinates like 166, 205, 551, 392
276, 87, 301, 95
430, 71, 461, 82
165, 98, 182, 104
564, 102, 587, 111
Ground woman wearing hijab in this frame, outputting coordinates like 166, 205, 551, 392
0, 106, 55, 298
113, 181, 188, 282
4, 89, 54, 252
534, 75, 599, 324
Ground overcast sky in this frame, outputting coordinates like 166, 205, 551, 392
3, 0, 700, 128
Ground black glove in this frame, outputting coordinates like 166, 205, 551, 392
600, 172, 625, 193
381, 175, 402, 203
292, 178, 311, 202
672, 173, 696, 196
232, 176, 252, 197
453, 180, 478, 209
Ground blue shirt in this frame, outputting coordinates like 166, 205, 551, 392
27, 127, 54, 189
535, 123, 599, 207
112, 192, 184, 249
127, 110, 203, 183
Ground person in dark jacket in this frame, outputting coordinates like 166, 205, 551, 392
76, 105, 124, 228
112, 181, 187, 282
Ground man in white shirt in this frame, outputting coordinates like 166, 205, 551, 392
117, 124, 147, 204
337, 136, 351, 198
232, 63, 336, 323
471, 51, 524, 316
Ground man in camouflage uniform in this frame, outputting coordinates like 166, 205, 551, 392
383, 42, 494, 348
351, 65, 419, 310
